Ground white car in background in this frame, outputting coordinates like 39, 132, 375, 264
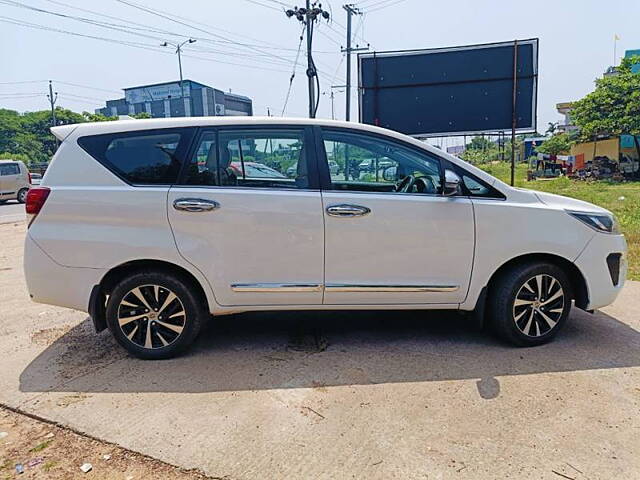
23, 118, 626, 359
0, 159, 31, 204
29, 172, 42, 185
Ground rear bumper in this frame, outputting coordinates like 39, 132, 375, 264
574, 233, 627, 310
24, 234, 106, 312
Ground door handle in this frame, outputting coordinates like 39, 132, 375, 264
326, 204, 371, 217
173, 198, 220, 212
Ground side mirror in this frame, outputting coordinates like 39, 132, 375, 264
382, 166, 397, 182
443, 169, 462, 196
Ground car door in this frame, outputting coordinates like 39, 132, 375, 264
0, 162, 20, 197
167, 125, 325, 307
318, 128, 475, 305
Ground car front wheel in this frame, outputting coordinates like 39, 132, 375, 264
106, 271, 206, 359
488, 262, 572, 347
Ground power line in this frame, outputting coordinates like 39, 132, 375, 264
44, 0, 334, 53
0, 16, 313, 76
367, 0, 407, 13
242, 0, 283, 11
281, 26, 306, 116
57, 92, 107, 102
1, 0, 305, 70
114, 0, 296, 66
0, 80, 47, 85
52, 81, 121, 95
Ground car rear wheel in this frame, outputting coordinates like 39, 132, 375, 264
17, 188, 28, 204
488, 262, 572, 347
106, 271, 206, 359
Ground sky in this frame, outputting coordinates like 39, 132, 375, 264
1, 0, 639, 147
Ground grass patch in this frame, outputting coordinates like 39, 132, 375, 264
43, 461, 57, 472
29, 439, 52, 452
477, 162, 639, 280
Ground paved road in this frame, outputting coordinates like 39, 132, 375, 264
0, 221, 638, 479
0, 201, 25, 224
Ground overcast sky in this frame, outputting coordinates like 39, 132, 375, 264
2, 0, 639, 145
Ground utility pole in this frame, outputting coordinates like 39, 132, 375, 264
322, 91, 335, 119
342, 4, 368, 121
286, 2, 330, 118
305, 0, 315, 118
326, 85, 345, 120
329, 91, 334, 119
47, 80, 58, 148
161, 38, 197, 111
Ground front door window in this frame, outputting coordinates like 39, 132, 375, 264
322, 129, 442, 195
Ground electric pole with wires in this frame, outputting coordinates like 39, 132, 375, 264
47, 80, 58, 147
286, 2, 330, 118
342, 4, 368, 122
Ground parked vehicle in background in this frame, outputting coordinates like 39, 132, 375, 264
0, 160, 31, 204
288, 160, 339, 177
229, 161, 286, 179
24, 117, 627, 359
358, 157, 394, 173
30, 173, 42, 186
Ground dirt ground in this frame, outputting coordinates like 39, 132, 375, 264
1, 221, 640, 479
0, 406, 208, 480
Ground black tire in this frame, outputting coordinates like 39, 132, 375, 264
106, 270, 206, 359
488, 262, 572, 347
17, 188, 28, 204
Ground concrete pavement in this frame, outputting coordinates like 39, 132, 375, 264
1, 221, 639, 479
0, 201, 25, 224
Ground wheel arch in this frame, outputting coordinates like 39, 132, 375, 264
486, 253, 589, 310
90, 259, 214, 332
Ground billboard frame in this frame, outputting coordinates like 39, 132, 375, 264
357, 38, 539, 138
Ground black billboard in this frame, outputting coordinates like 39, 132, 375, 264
358, 39, 538, 137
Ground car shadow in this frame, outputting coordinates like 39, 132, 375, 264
19, 307, 640, 394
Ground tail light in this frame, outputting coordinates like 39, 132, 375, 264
28, 172, 32, 184
25, 187, 50, 227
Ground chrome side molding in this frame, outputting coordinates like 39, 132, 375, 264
231, 283, 322, 293
230, 283, 458, 293
325, 284, 459, 292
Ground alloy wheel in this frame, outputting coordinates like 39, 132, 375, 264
117, 284, 186, 349
512, 274, 565, 337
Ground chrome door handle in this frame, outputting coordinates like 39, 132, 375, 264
326, 204, 371, 217
173, 198, 220, 212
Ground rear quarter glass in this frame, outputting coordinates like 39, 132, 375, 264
77, 127, 196, 185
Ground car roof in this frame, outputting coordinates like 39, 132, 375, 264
52, 116, 507, 190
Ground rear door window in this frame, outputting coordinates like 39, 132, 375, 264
78, 128, 195, 185
181, 127, 315, 189
0, 163, 19, 176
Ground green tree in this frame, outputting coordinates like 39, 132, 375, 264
571, 55, 640, 156
535, 133, 571, 156
82, 111, 117, 122
0, 106, 116, 163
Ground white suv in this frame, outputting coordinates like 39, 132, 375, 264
24, 118, 627, 359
